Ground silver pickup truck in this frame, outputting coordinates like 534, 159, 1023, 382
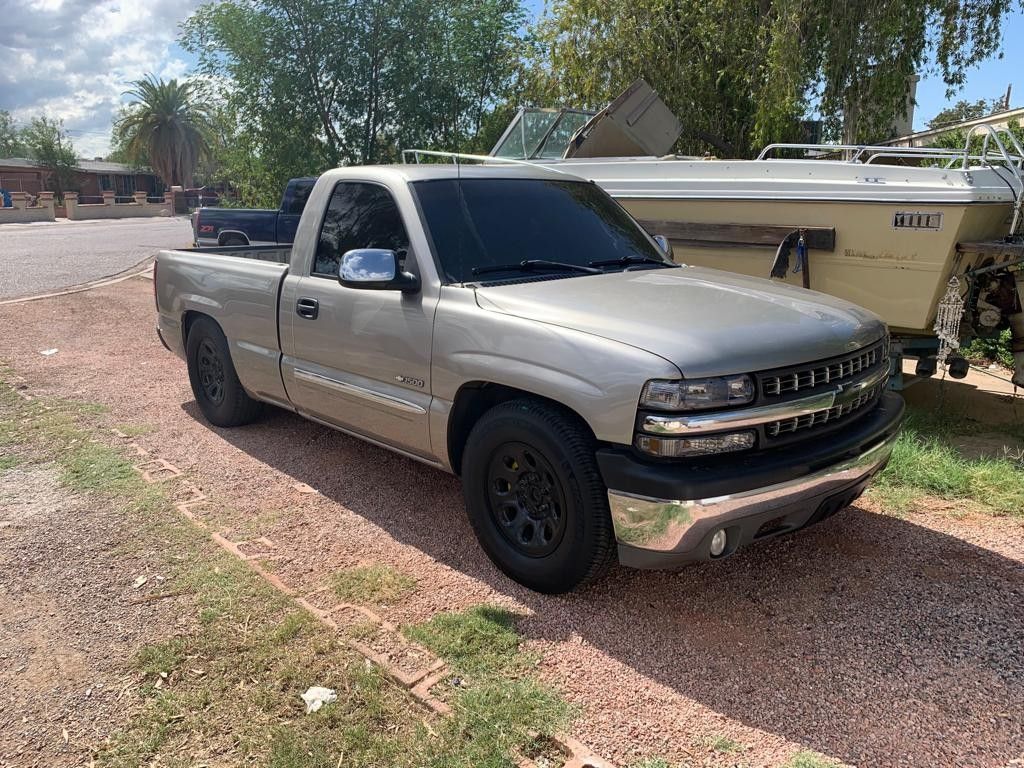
155, 164, 904, 593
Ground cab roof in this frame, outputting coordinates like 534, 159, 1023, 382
318, 162, 581, 185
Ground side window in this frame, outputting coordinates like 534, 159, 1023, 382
313, 183, 410, 278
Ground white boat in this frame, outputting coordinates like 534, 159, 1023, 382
477, 81, 1024, 385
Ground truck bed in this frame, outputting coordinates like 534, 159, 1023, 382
155, 247, 292, 406
190, 244, 292, 263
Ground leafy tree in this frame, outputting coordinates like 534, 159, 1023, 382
114, 75, 215, 188
0, 111, 27, 157
20, 117, 78, 200
530, 0, 1023, 156
180, 0, 526, 203
926, 98, 999, 129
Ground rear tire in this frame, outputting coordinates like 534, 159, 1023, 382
186, 317, 262, 427
461, 398, 615, 593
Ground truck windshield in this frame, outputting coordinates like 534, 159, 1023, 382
413, 178, 671, 284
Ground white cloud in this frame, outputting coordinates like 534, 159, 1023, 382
0, 0, 203, 158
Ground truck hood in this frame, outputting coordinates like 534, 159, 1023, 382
473, 266, 885, 378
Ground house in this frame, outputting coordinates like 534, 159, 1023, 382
884, 106, 1024, 148
0, 157, 162, 199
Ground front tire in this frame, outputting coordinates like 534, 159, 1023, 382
186, 317, 262, 427
461, 399, 615, 593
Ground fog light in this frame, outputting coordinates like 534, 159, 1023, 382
709, 529, 727, 557
635, 430, 756, 457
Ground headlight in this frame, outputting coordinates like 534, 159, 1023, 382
636, 431, 756, 457
640, 375, 754, 412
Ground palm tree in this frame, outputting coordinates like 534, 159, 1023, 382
115, 75, 214, 188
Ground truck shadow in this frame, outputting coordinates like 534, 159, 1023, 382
201, 403, 1024, 767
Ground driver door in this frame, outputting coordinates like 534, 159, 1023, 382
280, 181, 435, 458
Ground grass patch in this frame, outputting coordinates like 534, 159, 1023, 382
871, 408, 1024, 516
783, 751, 839, 768
2, 374, 574, 767
404, 604, 522, 679
629, 760, 672, 768
697, 734, 744, 753
330, 564, 416, 605
0, 454, 20, 471
404, 605, 570, 765
114, 423, 154, 437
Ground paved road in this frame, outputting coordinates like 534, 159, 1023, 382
0, 217, 193, 300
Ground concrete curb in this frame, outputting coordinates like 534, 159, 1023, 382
0, 256, 155, 306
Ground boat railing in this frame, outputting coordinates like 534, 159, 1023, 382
962, 124, 1024, 236
757, 141, 1023, 167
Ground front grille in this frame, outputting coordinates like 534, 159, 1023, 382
760, 340, 885, 397
766, 383, 883, 438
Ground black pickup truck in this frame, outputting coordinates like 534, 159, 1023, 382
191, 177, 316, 247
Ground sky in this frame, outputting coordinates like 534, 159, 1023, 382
0, 0, 1021, 159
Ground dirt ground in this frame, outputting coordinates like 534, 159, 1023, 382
1, 277, 1023, 767
0, 463, 187, 766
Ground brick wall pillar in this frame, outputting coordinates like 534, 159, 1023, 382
37, 191, 55, 214
65, 191, 79, 218
102, 190, 115, 206
133, 190, 148, 206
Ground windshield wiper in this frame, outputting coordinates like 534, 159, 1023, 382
472, 259, 602, 276
588, 255, 675, 269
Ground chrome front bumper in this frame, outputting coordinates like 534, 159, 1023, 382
608, 429, 899, 568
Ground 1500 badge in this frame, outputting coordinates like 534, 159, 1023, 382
395, 375, 425, 388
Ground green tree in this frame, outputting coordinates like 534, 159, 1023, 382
180, 0, 526, 203
0, 111, 27, 156
114, 75, 215, 187
531, 0, 1022, 156
20, 117, 78, 200
926, 98, 999, 129
105, 106, 148, 167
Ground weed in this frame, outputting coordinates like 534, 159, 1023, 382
114, 424, 154, 437
135, 638, 187, 677
871, 407, 1024, 516
630, 760, 672, 768
330, 564, 416, 605
783, 751, 839, 768
697, 734, 743, 753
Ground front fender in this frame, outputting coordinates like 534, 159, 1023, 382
430, 288, 680, 463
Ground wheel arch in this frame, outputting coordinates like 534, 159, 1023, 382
446, 381, 597, 476
217, 229, 251, 246
181, 309, 220, 350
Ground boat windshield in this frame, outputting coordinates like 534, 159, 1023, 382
492, 109, 594, 160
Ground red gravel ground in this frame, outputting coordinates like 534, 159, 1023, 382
2, 278, 1023, 767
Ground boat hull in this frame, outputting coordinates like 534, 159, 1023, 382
619, 197, 1014, 334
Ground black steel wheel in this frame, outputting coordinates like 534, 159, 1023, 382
461, 398, 615, 593
196, 338, 226, 405
185, 316, 263, 428
486, 441, 568, 558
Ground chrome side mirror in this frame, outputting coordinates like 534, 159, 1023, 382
653, 234, 673, 260
339, 248, 419, 293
